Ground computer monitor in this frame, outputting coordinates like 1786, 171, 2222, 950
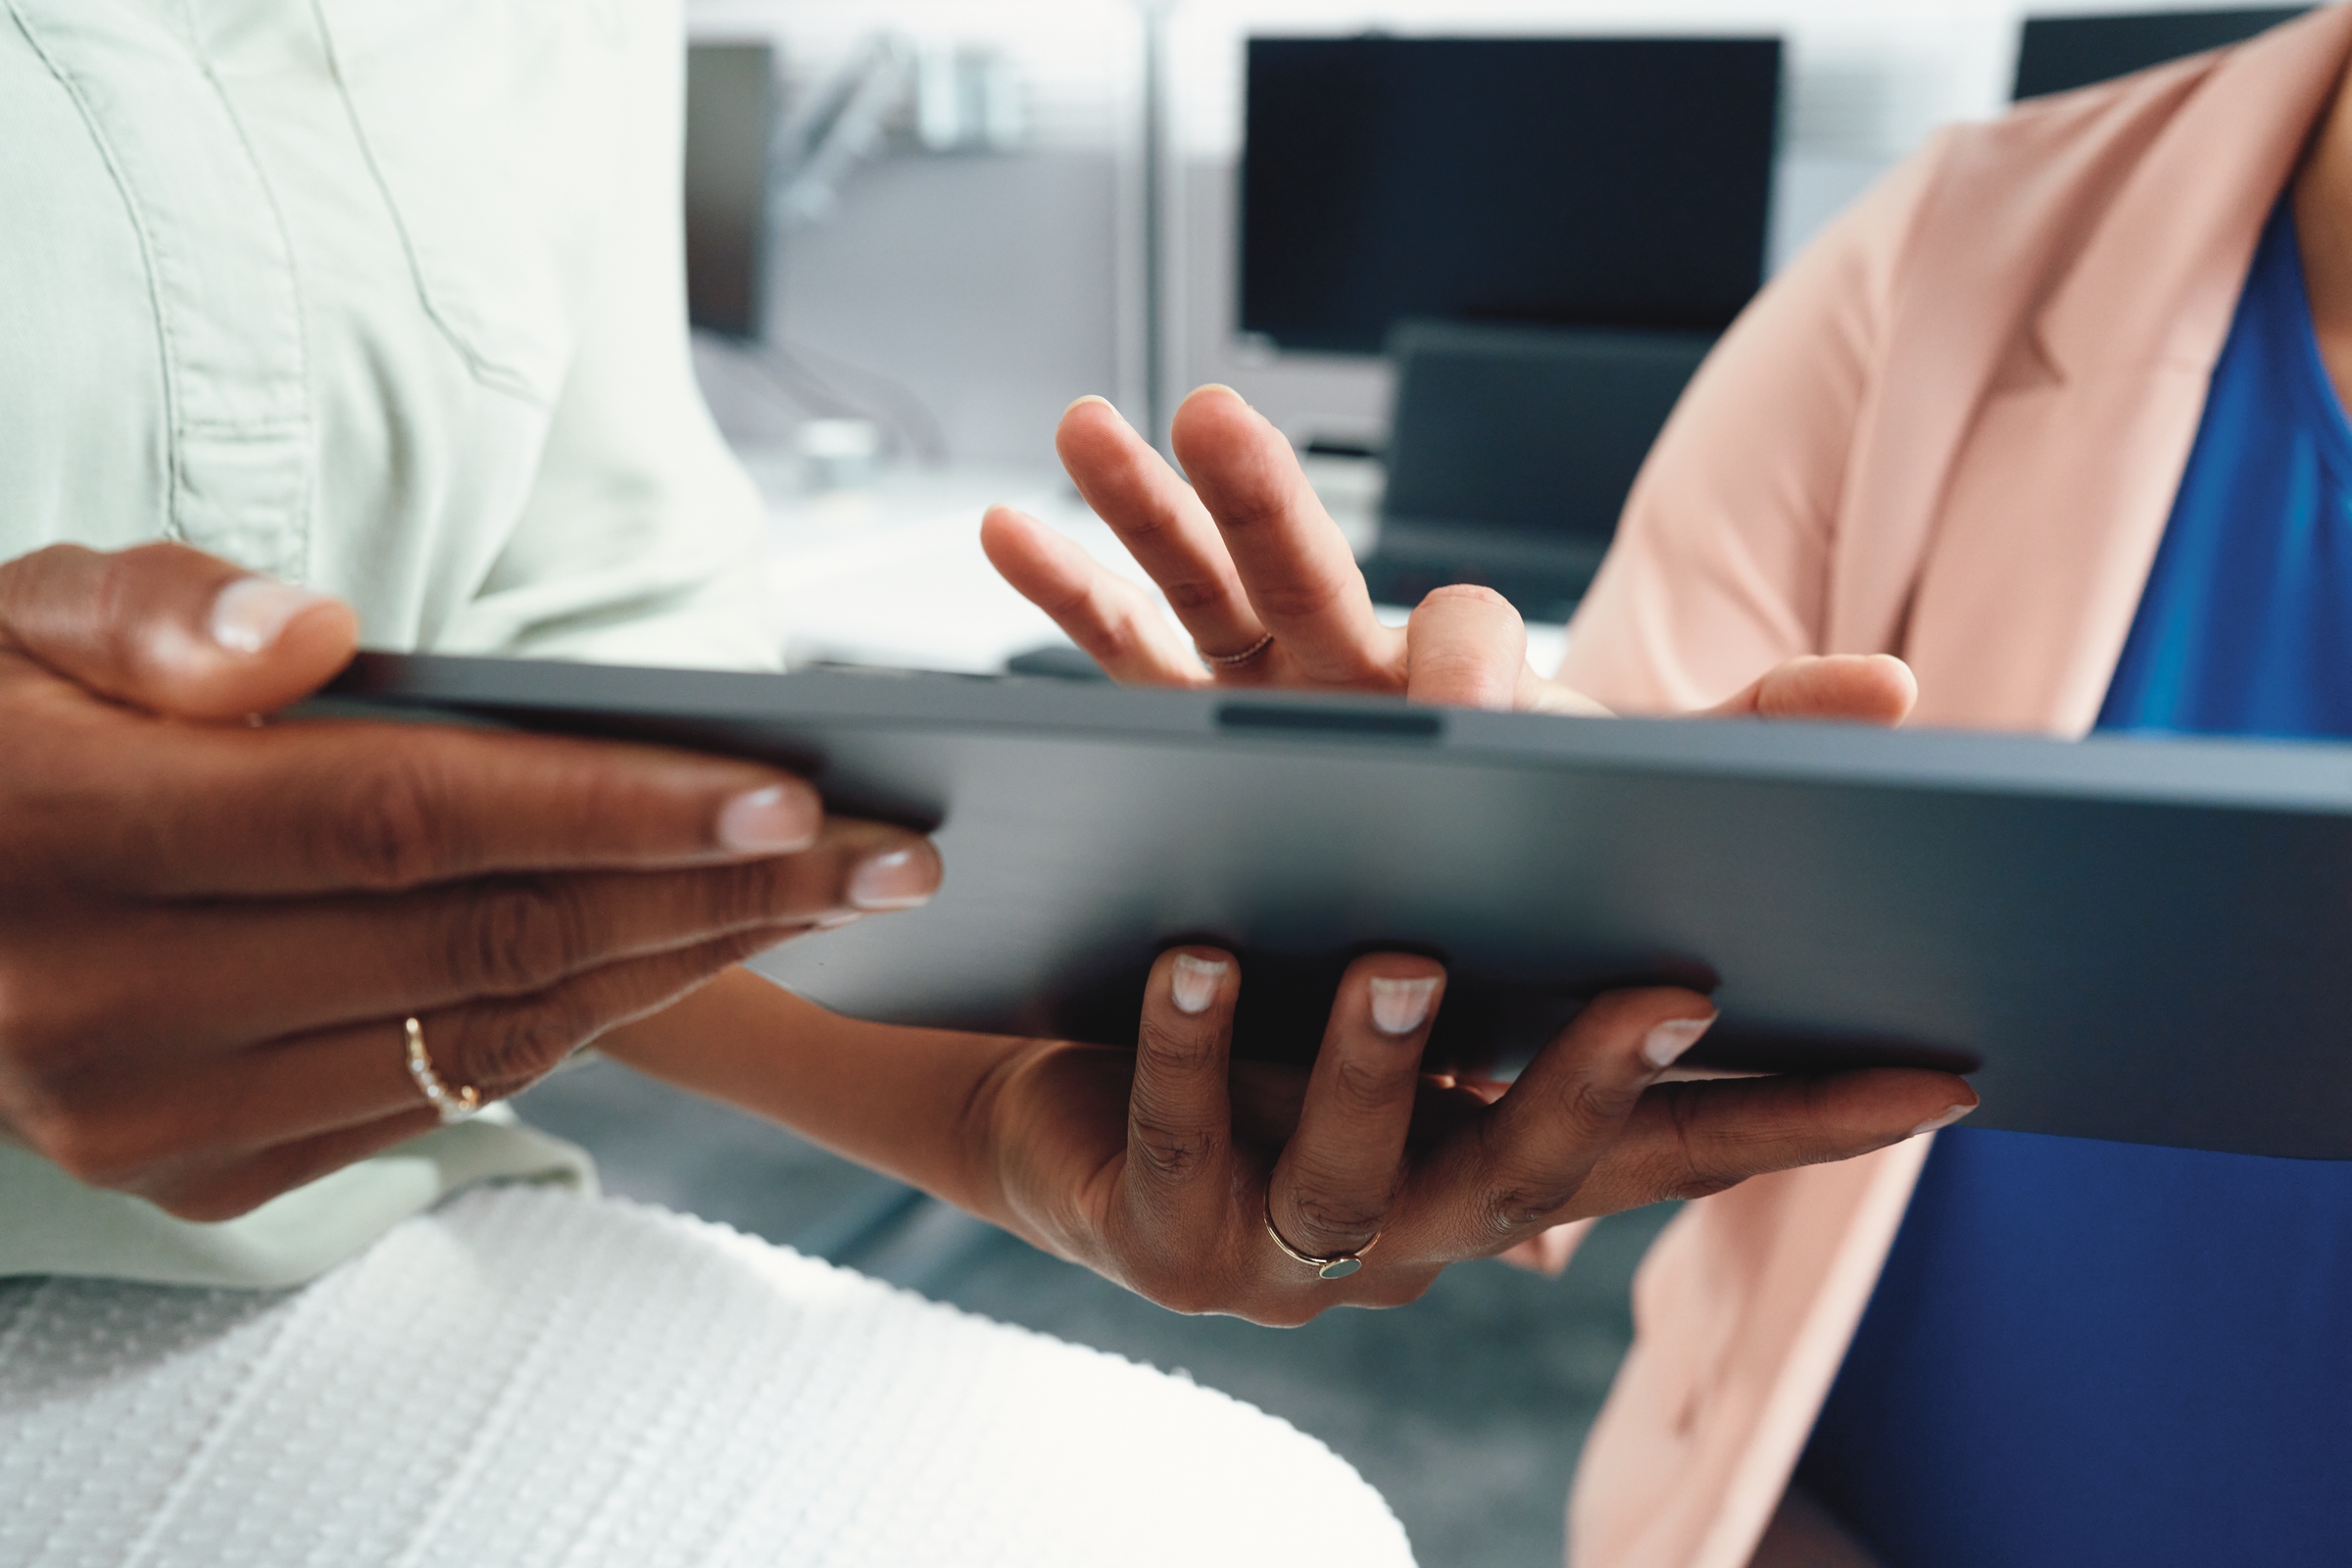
684, 42, 778, 340
2013, 7, 2308, 100
1358, 319, 1714, 621
1239, 36, 1782, 357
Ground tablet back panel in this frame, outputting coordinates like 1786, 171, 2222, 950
321, 656, 2352, 1160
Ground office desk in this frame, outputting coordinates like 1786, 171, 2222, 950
747, 448, 1569, 677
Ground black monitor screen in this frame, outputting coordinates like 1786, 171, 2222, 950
1240, 36, 1781, 356
2013, 8, 2307, 100
685, 42, 777, 340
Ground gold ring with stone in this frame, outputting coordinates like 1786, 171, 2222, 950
1264, 1198, 1380, 1280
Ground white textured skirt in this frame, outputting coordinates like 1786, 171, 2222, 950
0, 1186, 1413, 1567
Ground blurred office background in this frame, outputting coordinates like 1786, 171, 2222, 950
522, 4, 2308, 1562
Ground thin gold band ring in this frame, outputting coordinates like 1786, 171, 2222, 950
404, 1016, 482, 1125
1200, 633, 1276, 668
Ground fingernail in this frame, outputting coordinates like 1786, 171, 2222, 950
1913, 1102, 1977, 1138
1368, 976, 1440, 1037
209, 576, 333, 655
1641, 1015, 1716, 1070
850, 846, 939, 910
815, 911, 863, 930
716, 785, 818, 855
1198, 382, 1251, 409
1170, 954, 1229, 1015
1064, 394, 1118, 418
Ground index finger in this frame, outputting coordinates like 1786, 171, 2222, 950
1169, 387, 1401, 687
23, 703, 823, 898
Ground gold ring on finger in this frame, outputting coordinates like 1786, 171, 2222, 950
1200, 633, 1276, 668
1265, 1197, 1380, 1281
405, 1016, 482, 1125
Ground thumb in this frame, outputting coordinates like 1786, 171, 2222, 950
1702, 654, 1918, 725
1404, 584, 1531, 709
0, 543, 360, 720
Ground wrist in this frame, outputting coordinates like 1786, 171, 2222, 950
947, 1035, 1060, 1252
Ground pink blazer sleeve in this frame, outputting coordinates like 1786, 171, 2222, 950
1558, 133, 1956, 713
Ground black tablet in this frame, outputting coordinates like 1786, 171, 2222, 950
319, 653, 2352, 1160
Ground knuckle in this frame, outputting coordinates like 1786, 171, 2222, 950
1112, 505, 1177, 545
1035, 571, 1102, 626
1162, 575, 1232, 614
1251, 572, 1348, 624
1283, 1186, 1391, 1251
1328, 1055, 1407, 1119
706, 856, 816, 926
323, 755, 464, 889
1479, 1176, 1584, 1239
1563, 1075, 1637, 1139
449, 878, 595, 995
1204, 484, 1291, 538
1128, 1110, 1224, 1184
462, 994, 594, 1092
1136, 1016, 1219, 1078
1658, 1087, 1754, 1200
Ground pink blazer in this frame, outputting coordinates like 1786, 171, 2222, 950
1556, 8, 2352, 1564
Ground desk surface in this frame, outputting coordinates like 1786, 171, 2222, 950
747, 449, 1569, 677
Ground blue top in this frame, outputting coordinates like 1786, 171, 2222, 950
1795, 200, 2352, 1565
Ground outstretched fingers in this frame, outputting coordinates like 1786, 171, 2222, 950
1053, 397, 1270, 662
981, 506, 1206, 684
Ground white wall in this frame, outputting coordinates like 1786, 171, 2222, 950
687, 0, 2296, 461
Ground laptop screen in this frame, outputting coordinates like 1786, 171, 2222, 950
1379, 321, 1712, 548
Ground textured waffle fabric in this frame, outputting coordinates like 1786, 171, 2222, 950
0, 1187, 1414, 1567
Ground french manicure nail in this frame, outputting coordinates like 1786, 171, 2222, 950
1641, 1015, 1717, 1071
209, 576, 333, 655
1368, 976, 1441, 1037
1913, 1102, 1978, 1138
1170, 954, 1229, 1015
716, 785, 817, 855
850, 847, 938, 910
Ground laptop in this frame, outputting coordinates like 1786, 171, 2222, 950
1356, 320, 1715, 623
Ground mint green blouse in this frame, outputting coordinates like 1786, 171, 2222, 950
0, 0, 780, 1287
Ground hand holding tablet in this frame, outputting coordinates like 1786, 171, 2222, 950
979, 949, 1967, 1318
